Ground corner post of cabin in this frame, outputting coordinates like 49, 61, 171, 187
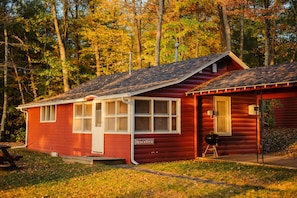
193, 93, 198, 158
256, 92, 264, 158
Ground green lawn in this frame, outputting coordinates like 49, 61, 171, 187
1, 149, 296, 197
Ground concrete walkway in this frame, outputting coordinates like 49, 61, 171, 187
202, 154, 297, 169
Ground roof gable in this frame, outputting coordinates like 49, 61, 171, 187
19, 51, 247, 108
187, 62, 297, 95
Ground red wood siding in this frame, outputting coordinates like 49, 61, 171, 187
135, 58, 242, 163
104, 134, 131, 163
257, 87, 297, 128
200, 94, 258, 156
274, 97, 297, 128
134, 96, 196, 163
27, 104, 93, 156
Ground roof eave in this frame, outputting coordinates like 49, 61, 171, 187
228, 51, 249, 69
17, 98, 86, 109
188, 81, 297, 96
17, 92, 137, 109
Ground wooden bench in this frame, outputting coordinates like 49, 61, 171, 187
0, 144, 23, 169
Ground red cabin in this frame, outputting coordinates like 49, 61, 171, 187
18, 52, 297, 164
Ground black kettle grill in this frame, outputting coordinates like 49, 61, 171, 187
203, 134, 219, 158
204, 134, 219, 145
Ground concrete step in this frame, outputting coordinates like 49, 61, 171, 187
61, 156, 125, 165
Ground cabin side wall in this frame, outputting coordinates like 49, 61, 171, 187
27, 104, 132, 162
104, 134, 131, 163
200, 93, 258, 155
27, 104, 93, 156
274, 97, 297, 128
258, 87, 297, 128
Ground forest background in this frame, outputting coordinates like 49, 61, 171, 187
0, 0, 296, 141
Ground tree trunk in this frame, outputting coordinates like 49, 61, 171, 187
239, 8, 244, 60
94, 43, 101, 76
63, 0, 69, 54
11, 58, 25, 105
154, 0, 164, 66
218, 4, 231, 51
264, 18, 271, 66
270, 0, 277, 65
13, 35, 38, 99
1, 25, 8, 140
52, 2, 70, 92
74, 0, 81, 63
264, 30, 270, 66
27, 52, 38, 99
264, 0, 271, 66
132, 0, 142, 69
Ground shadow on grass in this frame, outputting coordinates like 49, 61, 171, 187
1, 149, 296, 197
113, 168, 267, 198
117, 186, 267, 198
122, 164, 297, 197
0, 149, 114, 191
137, 159, 297, 194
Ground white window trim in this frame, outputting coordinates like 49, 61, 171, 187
134, 97, 181, 134
73, 102, 92, 134
104, 100, 129, 134
40, 105, 56, 122
214, 96, 232, 136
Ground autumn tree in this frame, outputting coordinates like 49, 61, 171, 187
80, 0, 131, 76
163, 0, 222, 61
124, 0, 145, 69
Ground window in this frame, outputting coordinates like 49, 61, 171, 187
105, 101, 128, 132
95, 103, 102, 127
214, 96, 232, 136
40, 105, 56, 122
135, 98, 180, 134
73, 103, 92, 133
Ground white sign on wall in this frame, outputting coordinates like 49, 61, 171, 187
134, 138, 155, 145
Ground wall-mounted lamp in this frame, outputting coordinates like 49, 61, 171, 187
248, 105, 259, 115
207, 110, 216, 118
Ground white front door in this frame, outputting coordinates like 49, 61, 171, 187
92, 101, 104, 153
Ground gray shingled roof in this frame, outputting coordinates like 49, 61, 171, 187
18, 51, 247, 108
187, 62, 297, 95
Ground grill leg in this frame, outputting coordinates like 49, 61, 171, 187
203, 144, 218, 158
213, 145, 218, 158
202, 145, 210, 157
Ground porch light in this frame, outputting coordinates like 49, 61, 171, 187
248, 104, 259, 115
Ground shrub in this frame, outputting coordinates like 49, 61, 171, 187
16, 127, 26, 143
263, 128, 297, 157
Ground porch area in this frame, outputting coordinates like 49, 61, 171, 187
200, 154, 297, 169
